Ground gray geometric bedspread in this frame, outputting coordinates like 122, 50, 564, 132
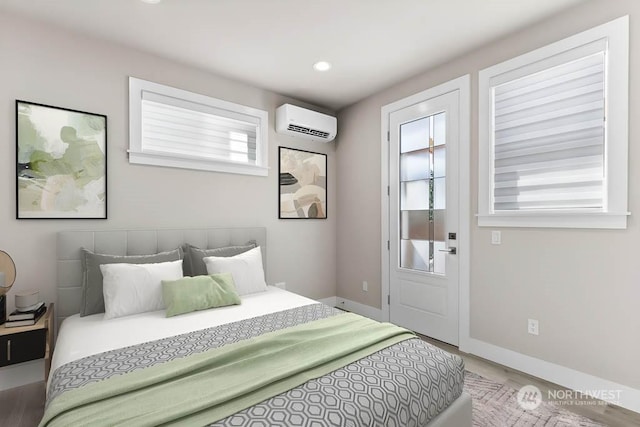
47, 303, 465, 426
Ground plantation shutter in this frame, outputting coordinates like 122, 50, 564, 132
141, 91, 259, 165
492, 49, 606, 211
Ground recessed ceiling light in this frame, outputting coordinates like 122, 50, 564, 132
140, 0, 162, 4
313, 61, 332, 72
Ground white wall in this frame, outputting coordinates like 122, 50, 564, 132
0, 12, 337, 316
337, 0, 640, 393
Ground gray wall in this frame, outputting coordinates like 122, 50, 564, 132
0, 12, 337, 314
336, 0, 640, 390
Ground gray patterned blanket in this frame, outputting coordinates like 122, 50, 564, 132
46, 304, 464, 426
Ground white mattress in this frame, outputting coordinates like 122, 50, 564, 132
50, 286, 317, 388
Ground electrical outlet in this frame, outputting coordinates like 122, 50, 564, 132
491, 230, 501, 245
362, 281, 368, 292
528, 319, 539, 336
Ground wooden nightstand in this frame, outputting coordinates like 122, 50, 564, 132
0, 303, 54, 380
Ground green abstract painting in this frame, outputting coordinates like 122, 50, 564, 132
16, 101, 107, 219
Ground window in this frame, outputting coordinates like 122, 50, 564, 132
128, 77, 268, 176
478, 16, 629, 229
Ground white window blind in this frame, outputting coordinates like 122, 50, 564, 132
129, 77, 268, 176
477, 16, 629, 229
492, 51, 605, 211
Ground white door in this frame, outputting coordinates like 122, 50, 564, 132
388, 90, 460, 345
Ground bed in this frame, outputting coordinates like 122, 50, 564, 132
45, 227, 472, 426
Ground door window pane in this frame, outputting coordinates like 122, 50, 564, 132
400, 118, 429, 153
434, 146, 446, 178
400, 149, 429, 181
400, 239, 430, 271
433, 113, 446, 146
433, 177, 446, 210
401, 210, 445, 240
399, 112, 447, 274
401, 180, 429, 210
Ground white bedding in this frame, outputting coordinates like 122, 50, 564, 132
50, 286, 317, 388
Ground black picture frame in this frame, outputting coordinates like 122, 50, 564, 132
278, 146, 327, 219
16, 100, 107, 219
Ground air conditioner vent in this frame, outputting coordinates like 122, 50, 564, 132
286, 124, 330, 139
275, 104, 337, 142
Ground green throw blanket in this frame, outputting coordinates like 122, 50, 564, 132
40, 312, 414, 427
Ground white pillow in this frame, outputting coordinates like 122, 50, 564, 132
203, 246, 267, 296
100, 259, 183, 320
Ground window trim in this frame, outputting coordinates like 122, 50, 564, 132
478, 16, 629, 229
128, 77, 269, 177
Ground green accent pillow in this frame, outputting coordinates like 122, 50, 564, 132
162, 273, 241, 317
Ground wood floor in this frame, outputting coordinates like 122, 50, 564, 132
0, 381, 44, 427
2, 340, 639, 427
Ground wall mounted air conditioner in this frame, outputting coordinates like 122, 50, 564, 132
275, 104, 337, 142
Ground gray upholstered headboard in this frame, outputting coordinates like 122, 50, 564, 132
56, 227, 266, 328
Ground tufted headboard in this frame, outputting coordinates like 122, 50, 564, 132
56, 227, 266, 328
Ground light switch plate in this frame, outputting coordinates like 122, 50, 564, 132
491, 230, 501, 245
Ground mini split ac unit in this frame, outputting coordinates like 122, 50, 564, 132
275, 104, 337, 142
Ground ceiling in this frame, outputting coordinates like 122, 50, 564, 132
0, 0, 588, 110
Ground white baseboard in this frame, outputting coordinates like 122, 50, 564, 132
0, 359, 44, 391
464, 337, 640, 414
317, 296, 337, 307
334, 297, 383, 321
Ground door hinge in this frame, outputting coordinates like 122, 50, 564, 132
387, 186, 390, 196
387, 131, 390, 142
387, 240, 390, 250
387, 294, 390, 305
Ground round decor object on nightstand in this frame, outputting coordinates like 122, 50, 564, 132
0, 250, 16, 296
0, 250, 16, 324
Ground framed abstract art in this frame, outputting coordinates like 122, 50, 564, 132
16, 100, 107, 219
278, 147, 327, 219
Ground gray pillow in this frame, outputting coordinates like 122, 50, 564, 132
80, 247, 183, 317
183, 241, 256, 277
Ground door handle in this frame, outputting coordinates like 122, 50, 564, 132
439, 247, 457, 255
